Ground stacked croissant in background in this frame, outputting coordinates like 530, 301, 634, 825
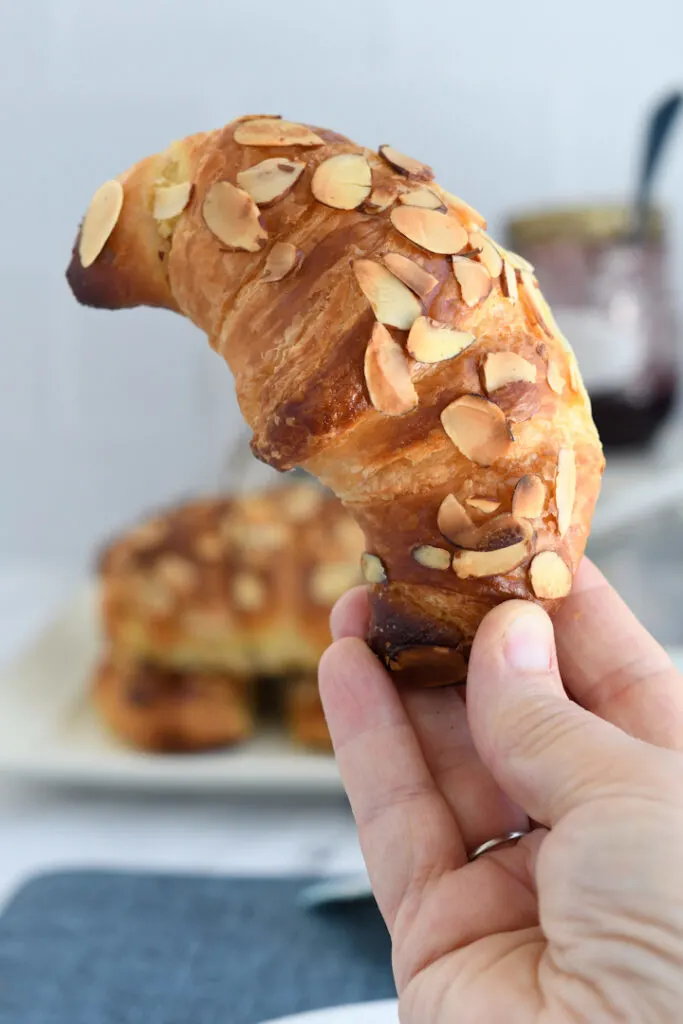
68, 115, 604, 686
96, 484, 364, 752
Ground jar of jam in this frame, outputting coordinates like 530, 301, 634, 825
507, 205, 678, 450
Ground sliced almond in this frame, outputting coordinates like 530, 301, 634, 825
453, 538, 530, 579
262, 242, 302, 282
556, 448, 576, 537
311, 153, 372, 210
383, 253, 439, 303
202, 181, 267, 252
155, 555, 198, 595
399, 187, 446, 211
568, 357, 583, 393
501, 260, 519, 301
412, 545, 451, 570
452, 256, 492, 307
442, 190, 487, 229
483, 352, 537, 393
448, 513, 533, 553
437, 494, 473, 542
152, 181, 192, 221
391, 206, 468, 255
233, 572, 267, 611
310, 562, 360, 605
504, 249, 534, 273
236, 158, 305, 205
490, 381, 540, 423
378, 145, 433, 181
512, 475, 546, 519
364, 322, 418, 416
530, 551, 572, 599
233, 118, 324, 147
79, 179, 124, 268
520, 271, 553, 336
546, 358, 566, 394
466, 497, 500, 514
361, 552, 387, 584
441, 395, 512, 466
363, 184, 399, 213
468, 230, 503, 278
353, 260, 422, 329
407, 316, 475, 364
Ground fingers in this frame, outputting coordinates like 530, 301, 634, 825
554, 559, 683, 749
318, 637, 464, 927
330, 586, 370, 641
467, 601, 638, 826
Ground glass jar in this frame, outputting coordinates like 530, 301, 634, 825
507, 205, 679, 450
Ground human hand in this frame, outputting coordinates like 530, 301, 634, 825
319, 560, 683, 1023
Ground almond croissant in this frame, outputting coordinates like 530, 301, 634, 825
66, 115, 604, 686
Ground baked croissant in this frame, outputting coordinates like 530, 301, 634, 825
67, 115, 604, 686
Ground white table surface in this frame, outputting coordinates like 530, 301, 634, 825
0, 565, 364, 911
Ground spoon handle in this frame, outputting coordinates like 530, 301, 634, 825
634, 91, 682, 235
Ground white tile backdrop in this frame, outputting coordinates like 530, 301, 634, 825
2, 0, 682, 566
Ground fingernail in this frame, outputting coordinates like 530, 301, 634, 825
504, 611, 553, 672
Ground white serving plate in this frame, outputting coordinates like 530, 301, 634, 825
0, 584, 342, 794
261, 1000, 398, 1024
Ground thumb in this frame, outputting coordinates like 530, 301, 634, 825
467, 600, 637, 827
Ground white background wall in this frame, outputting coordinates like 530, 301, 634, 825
2, 0, 682, 567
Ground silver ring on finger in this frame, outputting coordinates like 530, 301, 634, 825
467, 830, 529, 862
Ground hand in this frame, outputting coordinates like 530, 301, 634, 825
319, 560, 683, 1023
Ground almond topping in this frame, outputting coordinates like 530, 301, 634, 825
412, 545, 451, 570
512, 475, 546, 519
529, 551, 573, 599
195, 532, 223, 561
453, 539, 531, 579
483, 352, 537, 393
236, 158, 305, 205
437, 494, 473, 542
364, 322, 418, 416
448, 513, 533, 553
468, 230, 503, 278
363, 185, 399, 213
504, 249, 534, 273
546, 359, 566, 394
152, 182, 192, 221
407, 316, 475, 364
155, 555, 199, 595
391, 206, 468, 255
442, 190, 487, 229
520, 271, 553, 336
378, 145, 433, 181
79, 180, 124, 268
466, 497, 500, 514
399, 188, 446, 211
490, 381, 540, 423
353, 260, 422, 329
383, 253, 439, 303
502, 260, 519, 301
233, 572, 267, 611
361, 552, 387, 584
311, 153, 372, 210
568, 357, 583, 393
556, 448, 576, 537
202, 181, 267, 252
441, 395, 512, 466
262, 242, 302, 282
310, 562, 360, 605
452, 256, 492, 307
233, 118, 324, 147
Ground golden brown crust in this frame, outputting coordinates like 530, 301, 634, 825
69, 116, 604, 686
93, 652, 253, 752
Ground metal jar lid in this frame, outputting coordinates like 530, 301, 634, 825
507, 203, 665, 247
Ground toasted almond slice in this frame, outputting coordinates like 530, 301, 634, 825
152, 181, 192, 221
453, 538, 530, 579
378, 144, 433, 181
361, 552, 387, 584
490, 381, 540, 423
79, 179, 124, 268
466, 497, 500, 513
391, 206, 468, 255
262, 242, 302, 282
310, 562, 360, 605
383, 253, 439, 303
155, 554, 199, 594
568, 356, 583, 393
519, 270, 552, 336
556, 448, 576, 537
530, 551, 572, 599
236, 158, 305, 205
452, 256, 492, 307
442, 190, 487, 229
407, 316, 475, 364
504, 249, 534, 273
399, 187, 446, 211
483, 352, 537, 393
234, 118, 324, 147
502, 260, 519, 301
441, 395, 512, 466
468, 229, 503, 278
437, 494, 473, 542
202, 181, 267, 252
449, 513, 533, 552
311, 153, 372, 210
412, 545, 451, 570
364, 322, 418, 415
512, 475, 546, 518
353, 260, 422, 329
546, 358, 566, 394
233, 572, 267, 611
363, 184, 399, 213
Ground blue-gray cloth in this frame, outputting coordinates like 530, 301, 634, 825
0, 871, 394, 1024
